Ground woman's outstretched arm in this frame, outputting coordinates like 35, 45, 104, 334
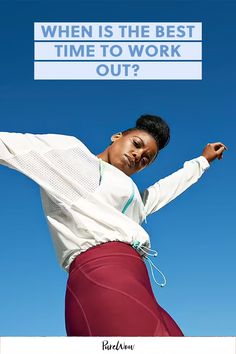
141, 142, 228, 216
0, 132, 93, 203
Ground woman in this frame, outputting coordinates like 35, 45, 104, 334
0, 114, 227, 336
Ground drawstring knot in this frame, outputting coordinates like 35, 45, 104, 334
132, 241, 167, 288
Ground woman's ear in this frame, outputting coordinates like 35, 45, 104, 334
111, 132, 122, 142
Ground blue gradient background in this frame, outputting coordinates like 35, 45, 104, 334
0, 0, 235, 336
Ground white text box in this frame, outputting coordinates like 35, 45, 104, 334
34, 61, 202, 80
34, 42, 202, 60
34, 22, 202, 41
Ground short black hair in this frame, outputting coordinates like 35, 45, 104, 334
122, 114, 170, 150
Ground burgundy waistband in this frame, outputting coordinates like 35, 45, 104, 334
69, 241, 142, 273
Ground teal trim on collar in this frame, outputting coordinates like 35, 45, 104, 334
99, 158, 135, 214
122, 181, 135, 214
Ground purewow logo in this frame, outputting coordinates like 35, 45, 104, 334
102, 340, 135, 351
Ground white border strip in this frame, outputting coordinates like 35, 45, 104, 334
1, 337, 235, 354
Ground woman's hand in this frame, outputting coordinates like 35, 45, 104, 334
202, 142, 228, 163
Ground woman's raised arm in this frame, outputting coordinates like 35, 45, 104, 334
141, 142, 227, 217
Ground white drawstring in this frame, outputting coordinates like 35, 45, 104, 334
138, 244, 158, 257
144, 256, 167, 288
132, 241, 167, 288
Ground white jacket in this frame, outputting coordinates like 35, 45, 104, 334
0, 132, 210, 273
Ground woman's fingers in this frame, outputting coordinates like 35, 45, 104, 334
202, 141, 228, 163
216, 146, 225, 159
208, 142, 228, 151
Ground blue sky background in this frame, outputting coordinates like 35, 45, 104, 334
0, 0, 235, 337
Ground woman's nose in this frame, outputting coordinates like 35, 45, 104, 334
132, 150, 141, 161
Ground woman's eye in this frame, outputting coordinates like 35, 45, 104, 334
133, 140, 140, 147
141, 157, 149, 166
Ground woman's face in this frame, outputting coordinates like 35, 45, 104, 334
106, 129, 158, 176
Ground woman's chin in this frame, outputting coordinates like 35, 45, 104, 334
111, 160, 131, 176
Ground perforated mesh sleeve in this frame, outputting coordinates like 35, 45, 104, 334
0, 132, 100, 205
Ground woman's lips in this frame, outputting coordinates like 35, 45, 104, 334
124, 154, 135, 168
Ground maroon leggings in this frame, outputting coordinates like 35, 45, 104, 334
65, 241, 184, 336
